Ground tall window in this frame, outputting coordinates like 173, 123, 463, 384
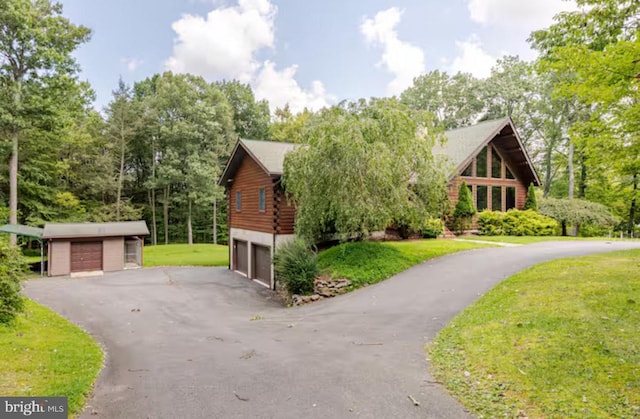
506, 187, 516, 210
492, 186, 502, 211
491, 148, 502, 178
477, 186, 488, 211
236, 191, 242, 211
258, 188, 266, 212
476, 147, 487, 177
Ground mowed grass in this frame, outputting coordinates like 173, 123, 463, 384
144, 243, 228, 267
456, 235, 633, 245
429, 249, 640, 419
0, 299, 103, 416
318, 239, 492, 288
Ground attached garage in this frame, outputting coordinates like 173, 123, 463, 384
252, 244, 271, 287
44, 221, 149, 277
233, 240, 248, 276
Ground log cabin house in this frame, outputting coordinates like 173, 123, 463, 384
218, 117, 540, 289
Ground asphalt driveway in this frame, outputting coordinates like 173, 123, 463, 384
24, 240, 640, 419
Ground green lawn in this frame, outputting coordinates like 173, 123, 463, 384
318, 239, 492, 288
144, 243, 228, 267
0, 299, 103, 417
429, 249, 640, 419
456, 235, 629, 245
24, 255, 45, 264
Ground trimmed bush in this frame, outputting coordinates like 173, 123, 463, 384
273, 239, 319, 295
478, 209, 556, 236
524, 183, 538, 211
477, 211, 505, 236
452, 181, 476, 234
0, 239, 28, 324
422, 218, 444, 238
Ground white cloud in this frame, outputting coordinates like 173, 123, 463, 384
468, 0, 575, 29
255, 61, 335, 113
165, 0, 276, 81
450, 35, 497, 79
165, 0, 334, 113
360, 7, 425, 96
121, 57, 143, 72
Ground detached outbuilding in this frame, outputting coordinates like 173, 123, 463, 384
44, 221, 149, 276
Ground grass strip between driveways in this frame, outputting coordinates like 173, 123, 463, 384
455, 235, 636, 245
428, 249, 640, 419
0, 299, 103, 417
318, 239, 492, 288
144, 243, 229, 267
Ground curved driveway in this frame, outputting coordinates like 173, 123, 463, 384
25, 241, 640, 419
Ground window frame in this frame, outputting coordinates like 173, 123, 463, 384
258, 188, 266, 212
236, 191, 242, 212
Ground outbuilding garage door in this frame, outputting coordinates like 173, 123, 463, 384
252, 244, 271, 288
70, 241, 103, 272
234, 240, 248, 276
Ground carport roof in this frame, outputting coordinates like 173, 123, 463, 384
43, 221, 149, 239
0, 224, 44, 239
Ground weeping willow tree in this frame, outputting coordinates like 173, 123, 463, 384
282, 98, 450, 242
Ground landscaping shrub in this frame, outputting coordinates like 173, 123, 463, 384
421, 218, 444, 238
273, 239, 319, 295
503, 209, 556, 236
477, 211, 505, 235
452, 181, 476, 234
524, 183, 538, 211
0, 239, 28, 324
478, 209, 556, 236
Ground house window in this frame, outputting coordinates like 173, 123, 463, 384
259, 188, 266, 212
476, 147, 488, 178
492, 186, 503, 212
461, 163, 472, 177
506, 187, 516, 210
506, 166, 515, 180
236, 191, 242, 211
477, 185, 488, 211
491, 148, 502, 179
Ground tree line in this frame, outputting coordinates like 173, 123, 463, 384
0, 0, 637, 246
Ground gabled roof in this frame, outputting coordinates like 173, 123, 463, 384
43, 221, 149, 239
438, 118, 511, 169
436, 117, 541, 186
218, 139, 299, 185
219, 118, 540, 187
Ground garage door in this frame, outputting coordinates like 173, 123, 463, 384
70, 241, 103, 272
252, 244, 271, 288
234, 240, 248, 275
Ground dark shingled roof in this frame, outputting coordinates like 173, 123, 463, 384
43, 221, 149, 239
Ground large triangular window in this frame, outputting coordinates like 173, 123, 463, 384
461, 163, 472, 177
505, 166, 515, 179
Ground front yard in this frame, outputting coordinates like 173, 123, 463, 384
318, 239, 492, 288
429, 249, 640, 418
0, 299, 103, 416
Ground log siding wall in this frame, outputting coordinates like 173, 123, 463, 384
228, 156, 276, 234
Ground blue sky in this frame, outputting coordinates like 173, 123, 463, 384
58, 0, 574, 112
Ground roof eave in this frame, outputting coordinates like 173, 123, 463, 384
217, 139, 274, 186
